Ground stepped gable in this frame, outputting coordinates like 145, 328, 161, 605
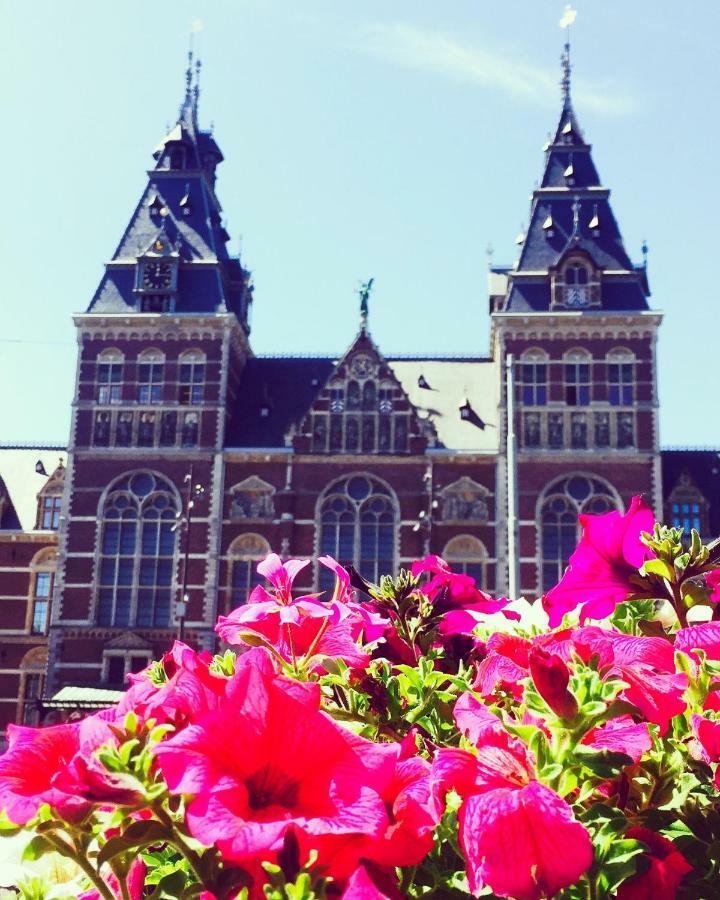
87, 55, 252, 326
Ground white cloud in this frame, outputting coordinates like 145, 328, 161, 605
359, 23, 636, 116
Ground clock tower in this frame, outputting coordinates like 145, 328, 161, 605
490, 46, 662, 597
47, 57, 253, 693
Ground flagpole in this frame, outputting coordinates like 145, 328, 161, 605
506, 353, 519, 599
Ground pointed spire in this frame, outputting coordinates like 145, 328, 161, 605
560, 40, 571, 104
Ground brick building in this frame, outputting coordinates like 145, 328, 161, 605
1, 51, 718, 736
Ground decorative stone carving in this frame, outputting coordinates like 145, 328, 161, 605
441, 477, 490, 523
230, 476, 275, 521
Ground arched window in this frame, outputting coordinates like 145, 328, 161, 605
520, 349, 548, 407
667, 472, 709, 540
318, 475, 398, 590
564, 348, 591, 406
96, 472, 179, 628
28, 548, 57, 635
442, 535, 488, 590
606, 348, 634, 407
18, 647, 47, 726
538, 474, 620, 593
96, 349, 124, 404
179, 350, 206, 405
137, 349, 165, 404
228, 533, 271, 609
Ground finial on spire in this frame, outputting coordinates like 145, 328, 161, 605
571, 195, 581, 237
358, 278, 374, 329
486, 242, 494, 269
558, 5, 577, 102
641, 239, 649, 269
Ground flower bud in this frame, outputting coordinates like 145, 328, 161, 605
528, 647, 578, 720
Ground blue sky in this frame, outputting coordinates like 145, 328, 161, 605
3, 1, 718, 447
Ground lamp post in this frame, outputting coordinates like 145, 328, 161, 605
506, 353, 519, 600
175, 465, 205, 641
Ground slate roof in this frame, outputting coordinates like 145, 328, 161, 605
225, 355, 499, 452
0, 448, 67, 531
501, 86, 649, 314
662, 449, 720, 539
86, 68, 251, 325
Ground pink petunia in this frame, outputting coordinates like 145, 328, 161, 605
675, 621, 720, 662
432, 736, 592, 899
528, 646, 578, 719
154, 648, 434, 892
121, 641, 227, 728
616, 827, 692, 900
0, 709, 125, 825
543, 496, 655, 627
433, 708, 591, 899
581, 715, 652, 763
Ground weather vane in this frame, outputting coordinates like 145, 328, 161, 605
558, 5, 577, 101
358, 278, 374, 328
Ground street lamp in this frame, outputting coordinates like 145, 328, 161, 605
174, 465, 205, 641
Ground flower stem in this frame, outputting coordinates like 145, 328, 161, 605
152, 801, 206, 884
44, 831, 116, 900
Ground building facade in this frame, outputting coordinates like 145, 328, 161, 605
1, 53, 718, 734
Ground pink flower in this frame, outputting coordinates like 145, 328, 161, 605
412, 555, 517, 633
528, 646, 578, 719
0, 708, 129, 825
573, 627, 687, 735
675, 621, 720, 661
616, 827, 692, 900
154, 649, 433, 889
432, 738, 592, 899
581, 715, 652, 763
121, 641, 226, 728
543, 496, 655, 627
0, 723, 87, 825
472, 633, 531, 700
433, 714, 591, 899
706, 568, 720, 604
258, 553, 311, 602
340, 864, 403, 899
691, 714, 720, 762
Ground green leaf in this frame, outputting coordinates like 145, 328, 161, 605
21, 834, 55, 862
97, 819, 168, 866
642, 558, 675, 581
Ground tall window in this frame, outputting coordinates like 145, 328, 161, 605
18, 648, 47, 727
96, 472, 179, 628
318, 475, 397, 590
179, 351, 206, 405
228, 534, 271, 609
442, 536, 488, 590
137, 350, 165, 404
539, 475, 619, 593
28, 549, 56, 635
97, 350, 124, 404
520, 350, 548, 406
607, 349, 634, 406
564, 349, 591, 406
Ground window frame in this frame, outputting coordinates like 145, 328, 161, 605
316, 474, 399, 589
96, 350, 124, 405
94, 471, 180, 629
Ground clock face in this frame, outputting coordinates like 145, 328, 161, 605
350, 354, 375, 378
142, 261, 173, 290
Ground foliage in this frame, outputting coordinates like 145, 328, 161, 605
1, 498, 720, 898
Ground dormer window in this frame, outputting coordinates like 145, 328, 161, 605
553, 256, 600, 309
169, 148, 185, 170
